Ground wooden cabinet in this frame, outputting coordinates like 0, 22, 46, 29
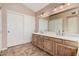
32, 34, 39, 46
43, 38, 53, 55
32, 34, 78, 56
63, 40, 78, 48
56, 43, 77, 56
37, 35, 44, 49
32, 34, 43, 49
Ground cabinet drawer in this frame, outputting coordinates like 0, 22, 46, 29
63, 40, 78, 48
44, 36, 49, 39
50, 37, 63, 43
54, 39, 63, 43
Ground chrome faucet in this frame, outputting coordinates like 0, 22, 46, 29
57, 30, 64, 36
62, 30, 64, 36
56, 30, 64, 36
58, 30, 60, 35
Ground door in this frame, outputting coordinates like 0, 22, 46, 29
24, 15, 35, 43
43, 38, 53, 55
56, 43, 77, 56
32, 34, 38, 45
37, 35, 44, 49
7, 11, 24, 47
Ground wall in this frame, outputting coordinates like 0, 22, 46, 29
0, 3, 35, 50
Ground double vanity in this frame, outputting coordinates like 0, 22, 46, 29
32, 7, 79, 56
32, 32, 78, 56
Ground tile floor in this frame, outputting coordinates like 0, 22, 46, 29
0, 43, 49, 56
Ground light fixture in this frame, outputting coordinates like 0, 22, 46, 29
40, 12, 49, 17
40, 14, 43, 17
67, 3, 71, 6
40, 12, 44, 17
59, 5, 63, 9
53, 8, 57, 11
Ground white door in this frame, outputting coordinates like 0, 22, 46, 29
24, 15, 35, 43
7, 11, 24, 47
0, 10, 2, 49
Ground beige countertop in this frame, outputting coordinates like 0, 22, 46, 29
33, 32, 79, 42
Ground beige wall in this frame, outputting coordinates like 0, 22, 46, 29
0, 3, 35, 49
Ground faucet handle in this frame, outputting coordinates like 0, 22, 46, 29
62, 30, 64, 36
58, 30, 60, 35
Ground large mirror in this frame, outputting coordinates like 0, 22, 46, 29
48, 16, 63, 35
39, 8, 79, 36
48, 8, 79, 36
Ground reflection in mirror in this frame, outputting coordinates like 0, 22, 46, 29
48, 8, 79, 37
38, 8, 79, 38
67, 16, 78, 34
48, 18, 63, 35
39, 18, 48, 33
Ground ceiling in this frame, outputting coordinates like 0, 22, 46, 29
23, 3, 49, 12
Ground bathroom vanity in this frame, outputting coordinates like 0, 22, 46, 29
32, 32, 78, 56
33, 6, 79, 56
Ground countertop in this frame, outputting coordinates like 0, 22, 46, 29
33, 32, 79, 42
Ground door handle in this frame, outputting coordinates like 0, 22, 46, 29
8, 31, 10, 33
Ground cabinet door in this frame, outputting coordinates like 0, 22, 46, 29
32, 34, 37, 45
56, 43, 77, 56
37, 35, 44, 49
44, 38, 53, 55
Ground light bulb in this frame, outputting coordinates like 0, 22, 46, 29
53, 8, 57, 11
67, 3, 71, 6
59, 5, 63, 9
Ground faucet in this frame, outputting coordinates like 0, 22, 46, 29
56, 30, 64, 36
58, 30, 60, 36
62, 30, 64, 36
56, 30, 60, 35
56, 32, 58, 35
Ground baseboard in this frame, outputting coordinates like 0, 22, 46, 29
0, 41, 31, 52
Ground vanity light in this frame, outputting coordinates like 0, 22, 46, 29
40, 12, 44, 17
40, 12, 49, 17
67, 3, 71, 6
40, 14, 43, 17
53, 8, 57, 11
59, 5, 63, 9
